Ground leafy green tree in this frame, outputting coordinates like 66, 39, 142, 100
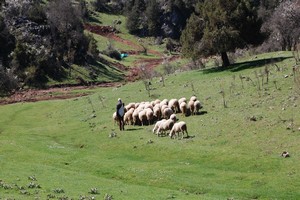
180, 13, 204, 59
181, 0, 262, 67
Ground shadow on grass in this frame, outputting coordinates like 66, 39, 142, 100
203, 56, 293, 74
87, 15, 102, 24
88, 59, 124, 82
125, 127, 144, 131
184, 135, 195, 139
196, 111, 208, 115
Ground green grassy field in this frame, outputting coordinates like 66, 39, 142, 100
1, 51, 300, 199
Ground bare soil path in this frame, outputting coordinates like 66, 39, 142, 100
0, 24, 180, 105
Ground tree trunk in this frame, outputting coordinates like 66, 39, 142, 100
221, 52, 230, 67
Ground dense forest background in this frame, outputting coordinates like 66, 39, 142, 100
0, 0, 299, 95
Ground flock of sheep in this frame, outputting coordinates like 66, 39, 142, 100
113, 96, 202, 139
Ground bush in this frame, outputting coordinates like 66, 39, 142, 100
103, 41, 121, 60
0, 65, 19, 96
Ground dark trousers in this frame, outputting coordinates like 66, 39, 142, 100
117, 115, 124, 131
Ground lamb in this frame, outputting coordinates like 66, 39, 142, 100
194, 100, 202, 115
156, 119, 174, 136
179, 101, 187, 116
152, 119, 166, 134
169, 121, 188, 139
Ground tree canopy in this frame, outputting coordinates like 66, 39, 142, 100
181, 0, 263, 67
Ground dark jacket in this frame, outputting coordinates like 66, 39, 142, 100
116, 101, 124, 117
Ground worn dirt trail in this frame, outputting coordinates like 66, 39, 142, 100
0, 24, 180, 105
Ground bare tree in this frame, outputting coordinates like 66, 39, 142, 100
261, 1, 300, 51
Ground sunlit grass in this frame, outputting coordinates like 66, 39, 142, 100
1, 51, 300, 199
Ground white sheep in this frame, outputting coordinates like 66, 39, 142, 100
124, 108, 134, 125
152, 119, 166, 134
194, 100, 202, 115
156, 119, 174, 136
112, 112, 118, 125
160, 99, 168, 107
178, 97, 187, 105
146, 108, 154, 125
190, 96, 197, 102
153, 104, 161, 120
125, 102, 135, 111
152, 99, 161, 106
179, 101, 187, 116
132, 109, 140, 125
169, 121, 188, 139
162, 107, 173, 119
188, 100, 195, 116
168, 98, 180, 113
138, 109, 147, 126
169, 113, 177, 123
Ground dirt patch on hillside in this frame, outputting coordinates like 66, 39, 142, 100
0, 82, 122, 105
0, 24, 180, 105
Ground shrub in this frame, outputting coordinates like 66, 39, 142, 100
103, 41, 121, 60
0, 65, 19, 96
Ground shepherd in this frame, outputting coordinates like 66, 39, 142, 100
116, 98, 125, 131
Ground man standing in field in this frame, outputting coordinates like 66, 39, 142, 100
116, 98, 125, 131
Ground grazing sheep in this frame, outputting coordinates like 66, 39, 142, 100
156, 119, 174, 136
138, 110, 147, 126
162, 107, 173, 119
178, 97, 187, 105
153, 104, 161, 120
179, 101, 187, 116
152, 119, 166, 134
169, 121, 188, 139
153, 99, 161, 106
125, 103, 135, 111
135, 102, 140, 109
168, 99, 180, 113
169, 113, 177, 123
160, 99, 168, 107
188, 100, 195, 116
124, 108, 134, 125
190, 96, 197, 102
113, 112, 118, 125
160, 104, 168, 113
144, 103, 153, 110
146, 108, 154, 125
132, 109, 140, 125
194, 100, 202, 115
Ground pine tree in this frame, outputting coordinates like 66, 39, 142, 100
125, 0, 146, 35
145, 0, 161, 36
181, 0, 262, 67
180, 13, 204, 59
